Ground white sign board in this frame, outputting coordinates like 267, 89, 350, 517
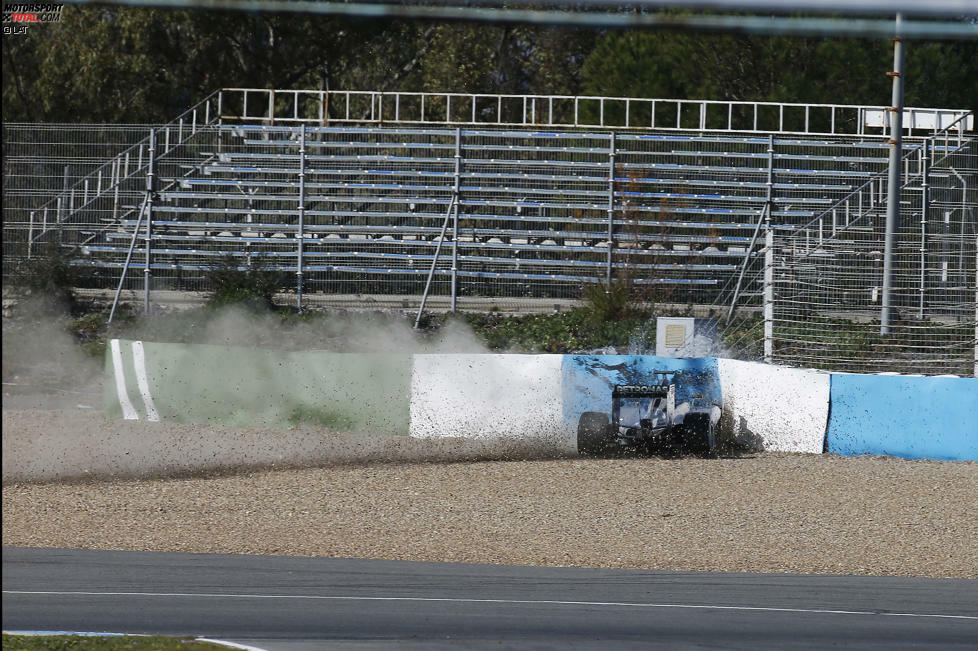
655, 317, 718, 358
864, 109, 973, 131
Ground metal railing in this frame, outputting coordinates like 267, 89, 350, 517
790, 110, 976, 243
216, 88, 974, 137
18, 90, 222, 250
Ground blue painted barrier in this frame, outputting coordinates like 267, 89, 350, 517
561, 355, 720, 432
827, 374, 978, 461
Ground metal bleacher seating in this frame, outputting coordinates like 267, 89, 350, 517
17, 89, 974, 308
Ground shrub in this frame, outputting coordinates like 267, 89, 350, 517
204, 255, 289, 312
581, 275, 640, 324
464, 308, 650, 353
13, 246, 80, 313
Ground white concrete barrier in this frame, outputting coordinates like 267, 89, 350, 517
409, 354, 571, 452
716, 359, 829, 453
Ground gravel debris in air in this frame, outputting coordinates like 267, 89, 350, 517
2, 409, 976, 579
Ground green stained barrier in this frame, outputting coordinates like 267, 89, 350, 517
104, 339, 412, 434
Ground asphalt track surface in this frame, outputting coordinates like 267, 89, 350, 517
3, 547, 977, 650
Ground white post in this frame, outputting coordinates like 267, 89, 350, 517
919, 139, 929, 319
28, 211, 34, 259
144, 129, 155, 316
297, 125, 306, 311
607, 131, 615, 284
59, 165, 69, 246
764, 228, 774, 364
113, 157, 121, 221
451, 127, 461, 312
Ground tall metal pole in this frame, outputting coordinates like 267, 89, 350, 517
450, 126, 461, 312
607, 131, 616, 284
144, 129, 156, 316
918, 138, 929, 319
880, 13, 905, 334
297, 124, 306, 311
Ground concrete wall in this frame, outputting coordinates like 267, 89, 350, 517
409, 354, 568, 450
826, 374, 978, 461
104, 339, 412, 433
716, 359, 830, 454
100, 342, 976, 462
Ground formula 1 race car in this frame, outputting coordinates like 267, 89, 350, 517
577, 370, 721, 456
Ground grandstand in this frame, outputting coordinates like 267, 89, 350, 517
3, 89, 975, 373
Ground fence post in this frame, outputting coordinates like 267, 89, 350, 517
59, 164, 69, 246
28, 211, 34, 259
881, 13, 905, 334
144, 129, 155, 316
297, 124, 306, 311
607, 131, 615, 285
763, 143, 774, 364
112, 157, 120, 222
763, 228, 774, 364
919, 139, 929, 319
726, 135, 774, 324
451, 126, 461, 312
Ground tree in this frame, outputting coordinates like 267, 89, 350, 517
580, 27, 977, 110
4, 8, 974, 124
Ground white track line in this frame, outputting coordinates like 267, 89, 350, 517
3, 631, 265, 651
131, 341, 160, 422
3, 591, 975, 621
195, 638, 269, 651
109, 339, 138, 421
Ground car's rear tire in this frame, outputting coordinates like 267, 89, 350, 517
681, 413, 717, 456
578, 411, 612, 457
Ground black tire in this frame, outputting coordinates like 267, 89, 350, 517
577, 411, 611, 457
681, 413, 717, 456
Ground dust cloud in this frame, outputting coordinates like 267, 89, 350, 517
3, 303, 572, 482
2, 410, 569, 483
144, 304, 491, 354
2, 297, 104, 409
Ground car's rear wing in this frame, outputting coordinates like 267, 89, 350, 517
613, 384, 671, 398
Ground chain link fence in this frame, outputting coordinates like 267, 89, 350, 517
720, 129, 977, 376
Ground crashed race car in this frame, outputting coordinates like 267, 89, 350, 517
577, 370, 721, 456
